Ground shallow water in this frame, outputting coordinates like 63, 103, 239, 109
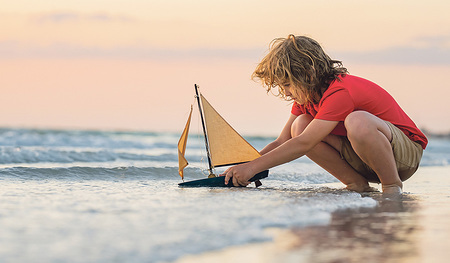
175, 166, 450, 263
265, 166, 450, 263
0, 128, 448, 262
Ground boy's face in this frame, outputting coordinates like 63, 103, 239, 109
281, 82, 306, 104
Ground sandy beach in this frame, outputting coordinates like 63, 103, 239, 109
175, 165, 450, 263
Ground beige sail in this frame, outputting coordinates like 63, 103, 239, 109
200, 94, 261, 167
178, 105, 193, 179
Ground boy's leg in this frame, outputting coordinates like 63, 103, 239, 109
344, 111, 402, 193
291, 114, 374, 192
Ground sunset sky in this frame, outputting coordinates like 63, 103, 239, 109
1, 0, 449, 136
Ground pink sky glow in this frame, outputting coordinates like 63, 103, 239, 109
1, 0, 449, 136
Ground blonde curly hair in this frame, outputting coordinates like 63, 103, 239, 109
252, 35, 348, 104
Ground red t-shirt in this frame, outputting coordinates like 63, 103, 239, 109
291, 75, 428, 149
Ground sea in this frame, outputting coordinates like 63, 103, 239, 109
0, 127, 449, 263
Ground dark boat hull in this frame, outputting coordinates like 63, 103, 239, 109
178, 170, 269, 187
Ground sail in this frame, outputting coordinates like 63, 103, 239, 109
178, 105, 193, 179
200, 94, 261, 167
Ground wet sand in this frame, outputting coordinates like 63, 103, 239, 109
174, 166, 450, 263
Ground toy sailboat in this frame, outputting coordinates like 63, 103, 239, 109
177, 84, 269, 187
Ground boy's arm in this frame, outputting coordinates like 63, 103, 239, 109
259, 114, 297, 155
224, 118, 339, 186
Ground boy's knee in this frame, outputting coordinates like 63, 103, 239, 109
344, 111, 369, 129
345, 111, 391, 143
344, 111, 372, 139
291, 114, 313, 137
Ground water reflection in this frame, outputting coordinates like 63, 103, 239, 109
288, 194, 422, 263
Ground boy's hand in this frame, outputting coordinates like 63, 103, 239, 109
221, 163, 254, 186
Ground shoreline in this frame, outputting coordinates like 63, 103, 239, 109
173, 166, 450, 263
174, 228, 309, 263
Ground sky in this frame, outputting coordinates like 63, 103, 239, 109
1, 0, 449, 136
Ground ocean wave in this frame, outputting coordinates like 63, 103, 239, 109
0, 166, 183, 180
0, 146, 181, 164
0, 128, 449, 171
0, 128, 180, 149
0, 165, 337, 186
420, 138, 450, 166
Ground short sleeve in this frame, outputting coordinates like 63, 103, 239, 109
291, 102, 304, 116
315, 87, 355, 121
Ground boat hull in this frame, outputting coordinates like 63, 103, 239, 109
178, 170, 269, 187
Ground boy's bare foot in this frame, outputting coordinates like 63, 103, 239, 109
382, 184, 403, 195
345, 183, 379, 193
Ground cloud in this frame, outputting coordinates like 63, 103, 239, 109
1, 37, 449, 65
34, 12, 80, 23
33, 11, 134, 24
333, 46, 450, 65
0, 41, 264, 61
332, 34, 450, 65
414, 35, 450, 49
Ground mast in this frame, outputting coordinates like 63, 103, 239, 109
194, 84, 215, 177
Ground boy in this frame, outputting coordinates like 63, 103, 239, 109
222, 35, 427, 194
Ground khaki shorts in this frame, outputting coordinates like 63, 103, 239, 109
340, 122, 423, 183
